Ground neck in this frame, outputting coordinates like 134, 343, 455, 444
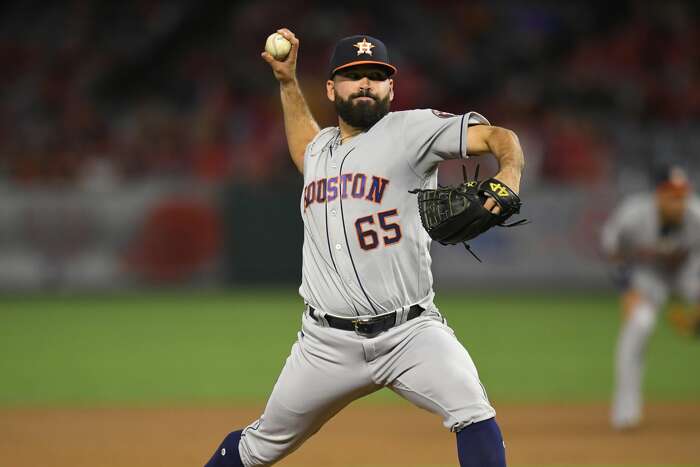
338, 118, 364, 144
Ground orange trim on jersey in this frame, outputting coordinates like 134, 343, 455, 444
332, 61, 397, 76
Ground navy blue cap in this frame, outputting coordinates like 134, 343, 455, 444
328, 35, 397, 78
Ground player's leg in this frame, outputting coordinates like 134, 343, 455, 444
455, 418, 506, 467
372, 315, 504, 466
204, 313, 378, 467
611, 271, 666, 430
206, 431, 244, 467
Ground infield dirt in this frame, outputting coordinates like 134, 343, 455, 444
1, 403, 698, 466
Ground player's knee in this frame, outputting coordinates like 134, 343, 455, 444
622, 290, 659, 319
621, 289, 643, 318
628, 301, 657, 334
204, 430, 244, 467
455, 418, 506, 467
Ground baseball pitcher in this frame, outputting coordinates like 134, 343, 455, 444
602, 164, 700, 430
204, 30, 525, 467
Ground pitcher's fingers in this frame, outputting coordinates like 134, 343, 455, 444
483, 197, 497, 211
261, 51, 274, 63
483, 197, 501, 214
277, 28, 298, 45
284, 32, 300, 60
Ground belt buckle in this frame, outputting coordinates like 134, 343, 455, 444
352, 315, 386, 336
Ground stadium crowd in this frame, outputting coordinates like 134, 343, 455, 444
1, 1, 697, 187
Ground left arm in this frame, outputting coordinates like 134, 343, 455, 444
466, 125, 524, 192
466, 125, 525, 212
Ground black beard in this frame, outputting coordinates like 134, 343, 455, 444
334, 91, 390, 130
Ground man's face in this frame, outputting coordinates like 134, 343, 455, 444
657, 187, 689, 225
326, 65, 394, 130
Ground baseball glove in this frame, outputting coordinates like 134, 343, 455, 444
409, 166, 526, 261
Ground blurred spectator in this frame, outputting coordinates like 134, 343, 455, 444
125, 196, 222, 282
0, 1, 698, 189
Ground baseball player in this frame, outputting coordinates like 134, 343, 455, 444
204, 29, 525, 467
602, 164, 700, 430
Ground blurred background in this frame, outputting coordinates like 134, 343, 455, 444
1, 2, 699, 466
1, 0, 698, 291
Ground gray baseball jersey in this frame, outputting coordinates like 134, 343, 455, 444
235, 110, 498, 466
299, 109, 489, 317
604, 193, 700, 430
601, 193, 700, 303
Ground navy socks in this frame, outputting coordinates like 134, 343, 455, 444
204, 430, 244, 467
205, 420, 505, 467
456, 418, 506, 467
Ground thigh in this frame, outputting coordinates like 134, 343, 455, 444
378, 319, 496, 432
630, 268, 669, 307
239, 314, 378, 466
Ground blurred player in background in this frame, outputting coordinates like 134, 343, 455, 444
601, 164, 700, 430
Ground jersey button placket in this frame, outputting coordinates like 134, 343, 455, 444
328, 145, 357, 295
327, 150, 348, 286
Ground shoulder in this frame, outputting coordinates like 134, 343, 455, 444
379, 109, 421, 125
391, 109, 490, 126
306, 127, 339, 154
614, 193, 654, 220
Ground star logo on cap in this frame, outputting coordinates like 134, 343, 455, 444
353, 38, 375, 56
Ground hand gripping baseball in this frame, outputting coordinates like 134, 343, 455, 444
261, 28, 299, 84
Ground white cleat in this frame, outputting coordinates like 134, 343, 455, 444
611, 414, 641, 431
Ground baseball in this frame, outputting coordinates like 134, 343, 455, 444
265, 33, 292, 61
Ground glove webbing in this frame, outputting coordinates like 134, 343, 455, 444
410, 164, 529, 262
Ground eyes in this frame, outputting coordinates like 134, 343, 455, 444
339, 70, 389, 81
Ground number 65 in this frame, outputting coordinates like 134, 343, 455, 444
354, 209, 402, 250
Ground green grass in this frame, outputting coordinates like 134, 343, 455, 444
0, 290, 699, 407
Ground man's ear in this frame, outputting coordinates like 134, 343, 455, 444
389, 78, 394, 102
326, 80, 335, 102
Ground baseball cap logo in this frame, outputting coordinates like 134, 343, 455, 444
353, 38, 375, 56
328, 35, 396, 77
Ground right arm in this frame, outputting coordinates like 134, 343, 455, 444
279, 80, 319, 173
601, 202, 646, 264
261, 28, 319, 174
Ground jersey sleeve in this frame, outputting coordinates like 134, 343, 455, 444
601, 207, 625, 256
399, 109, 490, 176
601, 197, 643, 256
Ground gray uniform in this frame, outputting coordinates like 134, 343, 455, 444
601, 193, 700, 305
601, 192, 700, 429
237, 110, 497, 466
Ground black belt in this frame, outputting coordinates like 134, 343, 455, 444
308, 305, 425, 335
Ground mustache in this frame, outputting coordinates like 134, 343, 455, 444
350, 89, 378, 101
